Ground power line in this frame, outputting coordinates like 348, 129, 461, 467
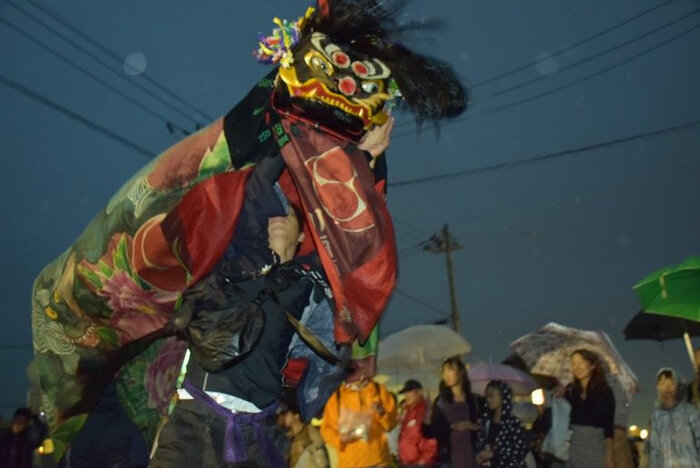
389, 118, 700, 187
0, 17, 191, 136
394, 287, 449, 316
483, 7, 700, 100
25, 0, 215, 122
393, 22, 700, 139
0, 72, 156, 157
471, 0, 678, 89
5, 0, 204, 128
478, 22, 700, 118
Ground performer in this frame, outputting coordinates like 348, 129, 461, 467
31, 0, 467, 464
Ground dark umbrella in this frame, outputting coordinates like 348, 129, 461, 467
624, 311, 700, 368
623, 311, 700, 341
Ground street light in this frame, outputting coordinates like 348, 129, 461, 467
530, 388, 545, 406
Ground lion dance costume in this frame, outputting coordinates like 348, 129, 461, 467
31, 0, 466, 464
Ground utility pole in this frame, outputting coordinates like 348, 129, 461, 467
421, 224, 463, 333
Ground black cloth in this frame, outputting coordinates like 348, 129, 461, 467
150, 399, 289, 468
186, 261, 312, 409
59, 383, 149, 468
565, 383, 615, 439
422, 393, 482, 467
486, 421, 501, 448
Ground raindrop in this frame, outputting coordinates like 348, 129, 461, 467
124, 52, 147, 76
534, 52, 560, 76
460, 51, 471, 62
80, 196, 90, 207
616, 234, 631, 249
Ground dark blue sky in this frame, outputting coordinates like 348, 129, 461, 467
1, 0, 699, 426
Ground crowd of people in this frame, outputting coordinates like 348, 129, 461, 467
306, 348, 700, 468
4, 347, 700, 467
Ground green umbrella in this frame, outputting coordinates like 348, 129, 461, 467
634, 256, 700, 368
634, 257, 700, 320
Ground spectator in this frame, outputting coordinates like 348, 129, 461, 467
649, 367, 700, 467
0, 407, 47, 468
320, 378, 398, 468
397, 379, 438, 467
279, 399, 329, 468
564, 349, 615, 468
609, 376, 634, 468
475, 380, 527, 468
423, 357, 481, 468
688, 347, 700, 409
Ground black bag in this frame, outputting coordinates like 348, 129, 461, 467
175, 272, 265, 373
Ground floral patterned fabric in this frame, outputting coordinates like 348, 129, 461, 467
31, 116, 235, 459
32, 72, 396, 461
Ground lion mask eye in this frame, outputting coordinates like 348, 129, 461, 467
361, 82, 379, 94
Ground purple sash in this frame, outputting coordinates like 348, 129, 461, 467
182, 379, 285, 467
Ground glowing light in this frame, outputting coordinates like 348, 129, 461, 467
640, 429, 648, 440
629, 425, 638, 432
531, 388, 545, 406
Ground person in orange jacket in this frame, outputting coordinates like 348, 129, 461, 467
397, 380, 438, 467
321, 379, 398, 467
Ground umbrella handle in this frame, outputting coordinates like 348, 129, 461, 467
683, 332, 696, 370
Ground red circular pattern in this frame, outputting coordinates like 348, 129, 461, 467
352, 61, 368, 77
338, 76, 357, 96
332, 51, 349, 66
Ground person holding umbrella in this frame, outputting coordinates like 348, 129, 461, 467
423, 357, 482, 468
564, 349, 615, 468
649, 367, 700, 468
689, 347, 700, 409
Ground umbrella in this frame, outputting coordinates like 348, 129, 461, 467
623, 311, 700, 341
502, 353, 560, 390
633, 257, 700, 321
510, 322, 639, 399
467, 362, 538, 396
377, 325, 471, 372
634, 257, 700, 367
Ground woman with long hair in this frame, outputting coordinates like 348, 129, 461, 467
565, 349, 615, 468
423, 357, 481, 468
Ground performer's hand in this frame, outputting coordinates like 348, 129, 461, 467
358, 114, 395, 158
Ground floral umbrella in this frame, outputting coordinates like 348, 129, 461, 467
510, 322, 639, 399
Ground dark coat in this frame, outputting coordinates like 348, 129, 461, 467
475, 381, 528, 468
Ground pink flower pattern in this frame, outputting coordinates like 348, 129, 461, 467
144, 339, 188, 414
100, 270, 177, 343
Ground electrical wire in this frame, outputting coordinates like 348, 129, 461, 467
393, 22, 700, 139
25, 0, 215, 122
5, 0, 204, 128
394, 287, 450, 316
0, 72, 156, 157
0, 17, 192, 136
389, 118, 700, 187
483, 7, 700, 100
471, 0, 678, 88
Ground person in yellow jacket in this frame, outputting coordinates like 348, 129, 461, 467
321, 379, 398, 468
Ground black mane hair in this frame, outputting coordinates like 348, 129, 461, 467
302, 0, 468, 124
